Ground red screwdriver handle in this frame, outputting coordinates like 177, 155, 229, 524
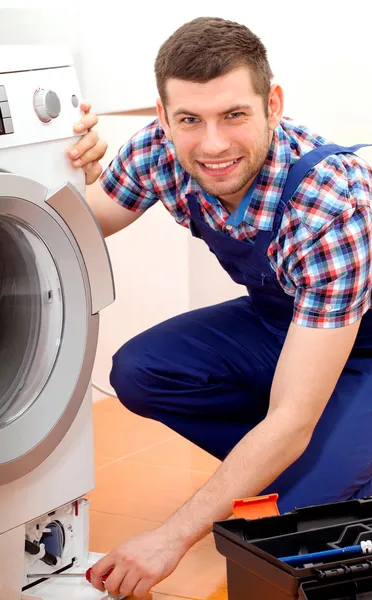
85, 567, 114, 583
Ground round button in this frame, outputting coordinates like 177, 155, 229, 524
71, 94, 79, 108
33, 89, 61, 123
225, 224, 233, 231
325, 304, 333, 312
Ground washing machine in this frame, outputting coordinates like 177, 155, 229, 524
0, 46, 115, 599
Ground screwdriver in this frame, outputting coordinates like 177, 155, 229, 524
27, 567, 124, 599
280, 539, 372, 566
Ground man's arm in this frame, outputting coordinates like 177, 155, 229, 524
92, 318, 361, 597
86, 183, 143, 237
163, 319, 361, 546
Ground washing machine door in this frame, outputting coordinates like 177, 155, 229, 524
0, 173, 114, 484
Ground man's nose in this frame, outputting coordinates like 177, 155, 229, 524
199, 124, 231, 156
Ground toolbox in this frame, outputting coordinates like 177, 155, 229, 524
213, 495, 372, 599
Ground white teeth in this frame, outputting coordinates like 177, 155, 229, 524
203, 160, 237, 170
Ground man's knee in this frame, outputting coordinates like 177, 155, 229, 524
110, 336, 151, 417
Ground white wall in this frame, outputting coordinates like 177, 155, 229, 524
88, 115, 190, 399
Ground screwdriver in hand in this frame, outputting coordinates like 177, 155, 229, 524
27, 567, 124, 598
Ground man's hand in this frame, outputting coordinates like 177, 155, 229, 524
67, 101, 108, 185
89, 526, 189, 598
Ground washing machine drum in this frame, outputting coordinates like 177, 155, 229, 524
0, 216, 62, 427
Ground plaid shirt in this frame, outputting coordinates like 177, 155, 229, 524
100, 116, 372, 329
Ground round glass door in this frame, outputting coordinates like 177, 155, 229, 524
0, 215, 63, 427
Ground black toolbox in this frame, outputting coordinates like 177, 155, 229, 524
213, 497, 372, 599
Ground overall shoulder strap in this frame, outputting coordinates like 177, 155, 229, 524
280, 143, 372, 207
259, 143, 372, 254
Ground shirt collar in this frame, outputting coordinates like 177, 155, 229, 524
181, 122, 292, 230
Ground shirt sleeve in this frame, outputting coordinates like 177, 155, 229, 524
100, 134, 159, 212
292, 205, 372, 328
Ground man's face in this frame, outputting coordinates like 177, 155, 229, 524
157, 67, 282, 204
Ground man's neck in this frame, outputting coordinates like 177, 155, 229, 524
218, 172, 258, 214
219, 130, 275, 213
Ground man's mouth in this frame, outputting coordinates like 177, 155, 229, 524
197, 157, 242, 176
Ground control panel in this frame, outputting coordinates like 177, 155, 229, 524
0, 66, 84, 151
0, 86, 14, 135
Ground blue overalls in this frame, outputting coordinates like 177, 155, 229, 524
111, 143, 372, 513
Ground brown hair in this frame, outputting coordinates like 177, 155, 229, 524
155, 17, 274, 116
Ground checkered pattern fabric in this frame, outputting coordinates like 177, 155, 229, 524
101, 116, 372, 329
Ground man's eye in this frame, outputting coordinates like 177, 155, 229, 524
227, 112, 245, 119
182, 117, 199, 124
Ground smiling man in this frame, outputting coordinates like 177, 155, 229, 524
77, 16, 372, 598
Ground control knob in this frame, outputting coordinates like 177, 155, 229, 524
33, 89, 61, 123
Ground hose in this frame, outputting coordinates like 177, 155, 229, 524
92, 380, 117, 398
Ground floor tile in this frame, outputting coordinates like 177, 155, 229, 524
153, 533, 226, 600
152, 595, 197, 600
88, 460, 211, 522
94, 456, 115, 469
204, 582, 228, 600
130, 436, 221, 473
89, 511, 162, 553
93, 397, 175, 458
88, 513, 226, 600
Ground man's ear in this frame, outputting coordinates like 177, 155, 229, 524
267, 83, 284, 131
156, 98, 172, 140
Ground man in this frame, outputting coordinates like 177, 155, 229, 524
69, 16, 372, 599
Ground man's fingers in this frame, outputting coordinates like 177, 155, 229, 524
68, 130, 99, 161
84, 161, 103, 185
79, 101, 91, 113
104, 566, 133, 596
132, 577, 154, 598
73, 112, 98, 134
109, 569, 141, 597
89, 558, 115, 592
66, 100, 105, 187
72, 139, 107, 168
